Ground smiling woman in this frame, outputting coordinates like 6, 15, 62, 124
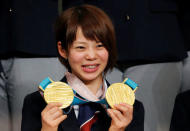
58, 27, 109, 87
54, 4, 117, 74
21, 4, 144, 131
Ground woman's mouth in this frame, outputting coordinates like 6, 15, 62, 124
82, 64, 99, 73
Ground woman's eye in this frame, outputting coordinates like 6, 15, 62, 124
76, 46, 85, 49
97, 44, 104, 48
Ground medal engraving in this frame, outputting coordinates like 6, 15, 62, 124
106, 83, 135, 108
44, 82, 74, 109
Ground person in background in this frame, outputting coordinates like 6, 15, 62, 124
0, 0, 64, 131
0, 62, 11, 131
0, 0, 13, 130
178, 0, 190, 92
21, 4, 144, 131
170, 1, 190, 131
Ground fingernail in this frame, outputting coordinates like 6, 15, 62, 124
114, 104, 119, 106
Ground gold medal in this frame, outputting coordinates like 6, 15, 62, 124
44, 82, 74, 109
106, 83, 135, 108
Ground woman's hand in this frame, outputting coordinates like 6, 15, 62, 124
107, 103, 133, 131
41, 103, 67, 131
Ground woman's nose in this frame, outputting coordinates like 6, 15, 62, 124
86, 48, 97, 60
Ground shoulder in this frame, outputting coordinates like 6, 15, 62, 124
23, 91, 46, 112
24, 91, 43, 103
174, 90, 190, 108
176, 90, 190, 100
134, 99, 144, 108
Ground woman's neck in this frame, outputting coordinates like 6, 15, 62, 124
83, 76, 103, 95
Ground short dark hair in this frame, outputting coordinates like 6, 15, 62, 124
54, 4, 117, 74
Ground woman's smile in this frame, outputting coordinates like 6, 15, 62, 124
82, 64, 100, 73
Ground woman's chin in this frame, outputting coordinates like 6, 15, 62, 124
80, 73, 101, 83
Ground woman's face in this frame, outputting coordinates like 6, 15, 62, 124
64, 27, 109, 83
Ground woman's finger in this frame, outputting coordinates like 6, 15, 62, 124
51, 108, 63, 120
41, 103, 64, 122
114, 103, 133, 116
43, 102, 63, 112
112, 108, 125, 121
54, 115, 67, 124
48, 106, 60, 115
107, 109, 124, 121
107, 109, 118, 121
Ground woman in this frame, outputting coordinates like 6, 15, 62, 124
21, 4, 144, 131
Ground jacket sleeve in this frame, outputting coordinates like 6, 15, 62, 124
125, 100, 145, 131
21, 92, 46, 131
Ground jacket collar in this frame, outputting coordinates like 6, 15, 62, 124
59, 76, 111, 131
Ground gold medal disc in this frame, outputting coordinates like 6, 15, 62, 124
106, 83, 135, 108
44, 82, 74, 109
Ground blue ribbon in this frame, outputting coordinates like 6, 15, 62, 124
123, 78, 138, 90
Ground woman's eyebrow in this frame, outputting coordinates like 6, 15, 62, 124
73, 41, 87, 44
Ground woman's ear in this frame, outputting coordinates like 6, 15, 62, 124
57, 41, 67, 59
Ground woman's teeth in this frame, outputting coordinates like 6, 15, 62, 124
85, 65, 96, 69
